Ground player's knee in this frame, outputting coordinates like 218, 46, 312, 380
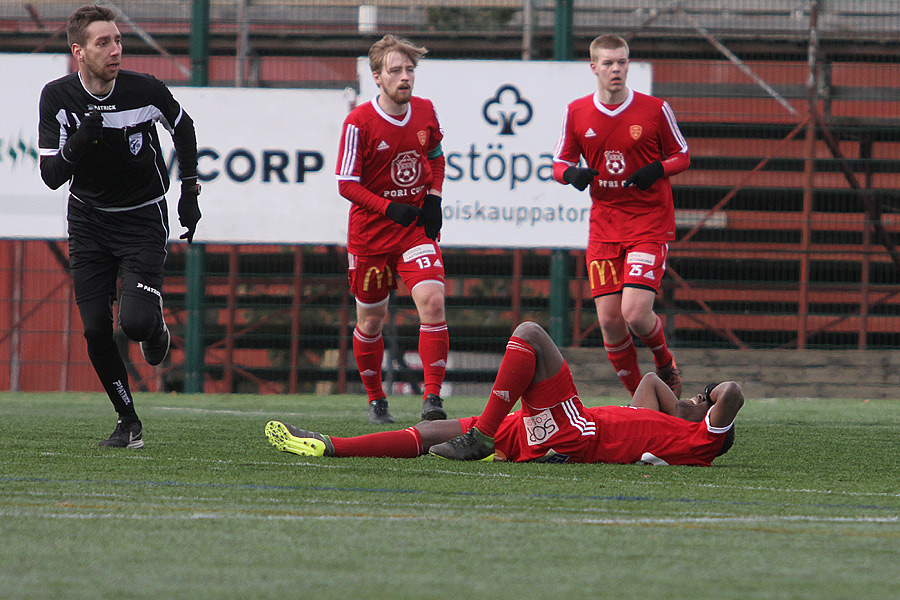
413, 287, 445, 321
621, 306, 651, 331
119, 303, 158, 342
356, 313, 386, 336
596, 309, 626, 333
82, 322, 114, 354
511, 321, 547, 345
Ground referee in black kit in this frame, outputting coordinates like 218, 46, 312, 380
38, 5, 201, 448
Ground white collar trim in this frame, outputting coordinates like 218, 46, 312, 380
593, 87, 633, 116
371, 95, 411, 126
78, 71, 116, 101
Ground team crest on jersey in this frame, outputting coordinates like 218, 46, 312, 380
128, 133, 142, 155
604, 150, 625, 175
391, 150, 420, 186
417, 130, 428, 146
630, 125, 643, 140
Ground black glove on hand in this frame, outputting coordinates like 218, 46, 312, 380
418, 193, 442, 240
62, 110, 103, 162
178, 181, 202, 243
385, 201, 421, 227
624, 160, 664, 190
563, 166, 599, 192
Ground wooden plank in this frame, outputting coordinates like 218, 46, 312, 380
672, 286, 900, 305
673, 312, 899, 333
671, 243, 900, 263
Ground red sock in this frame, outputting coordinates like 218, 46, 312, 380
418, 321, 449, 398
605, 334, 642, 394
331, 426, 423, 458
474, 336, 536, 437
353, 327, 384, 402
636, 316, 673, 368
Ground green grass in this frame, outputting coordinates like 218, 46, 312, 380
1, 391, 898, 600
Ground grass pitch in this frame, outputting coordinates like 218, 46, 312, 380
1, 391, 898, 600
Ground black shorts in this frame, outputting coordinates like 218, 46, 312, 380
67, 196, 169, 307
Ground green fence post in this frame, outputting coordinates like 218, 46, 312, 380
554, 0, 574, 62
548, 0, 574, 346
190, 0, 210, 87
548, 250, 569, 346
183, 0, 210, 392
183, 244, 206, 393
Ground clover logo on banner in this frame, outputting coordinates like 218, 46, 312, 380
482, 84, 533, 136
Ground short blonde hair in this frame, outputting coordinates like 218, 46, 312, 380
368, 34, 428, 74
589, 34, 629, 63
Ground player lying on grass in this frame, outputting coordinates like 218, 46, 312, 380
265, 321, 744, 465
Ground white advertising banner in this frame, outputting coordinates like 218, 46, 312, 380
159, 87, 350, 243
2, 54, 651, 248
358, 58, 653, 248
0, 54, 70, 239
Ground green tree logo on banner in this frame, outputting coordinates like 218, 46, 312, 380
1, 134, 40, 168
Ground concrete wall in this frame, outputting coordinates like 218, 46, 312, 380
563, 347, 900, 401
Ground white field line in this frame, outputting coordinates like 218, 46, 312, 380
29, 451, 900, 497
155, 406, 307, 417
0, 508, 897, 526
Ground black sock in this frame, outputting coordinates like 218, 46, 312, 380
87, 342, 139, 422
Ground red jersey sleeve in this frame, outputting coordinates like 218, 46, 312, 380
657, 100, 690, 176
552, 105, 583, 183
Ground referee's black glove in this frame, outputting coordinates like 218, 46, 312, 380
178, 181, 202, 243
418, 194, 442, 240
563, 166, 599, 192
624, 160, 664, 190
385, 201, 421, 227
62, 110, 103, 162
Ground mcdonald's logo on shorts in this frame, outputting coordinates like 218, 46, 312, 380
588, 259, 619, 289
362, 265, 394, 292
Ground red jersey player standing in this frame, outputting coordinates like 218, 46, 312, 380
552, 33, 690, 399
336, 35, 449, 424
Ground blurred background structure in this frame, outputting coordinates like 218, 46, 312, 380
2, 1, 900, 398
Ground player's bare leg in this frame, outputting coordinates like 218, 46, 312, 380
595, 293, 642, 393
619, 287, 682, 399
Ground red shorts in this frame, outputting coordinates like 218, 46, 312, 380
585, 241, 668, 296
459, 362, 597, 463
348, 238, 445, 304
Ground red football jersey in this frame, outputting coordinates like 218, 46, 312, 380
553, 88, 689, 243
336, 96, 443, 255
584, 405, 729, 467
460, 404, 728, 466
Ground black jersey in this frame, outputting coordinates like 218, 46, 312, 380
39, 70, 195, 210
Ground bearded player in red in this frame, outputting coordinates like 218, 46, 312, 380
265, 321, 743, 465
336, 35, 449, 424
553, 34, 690, 399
